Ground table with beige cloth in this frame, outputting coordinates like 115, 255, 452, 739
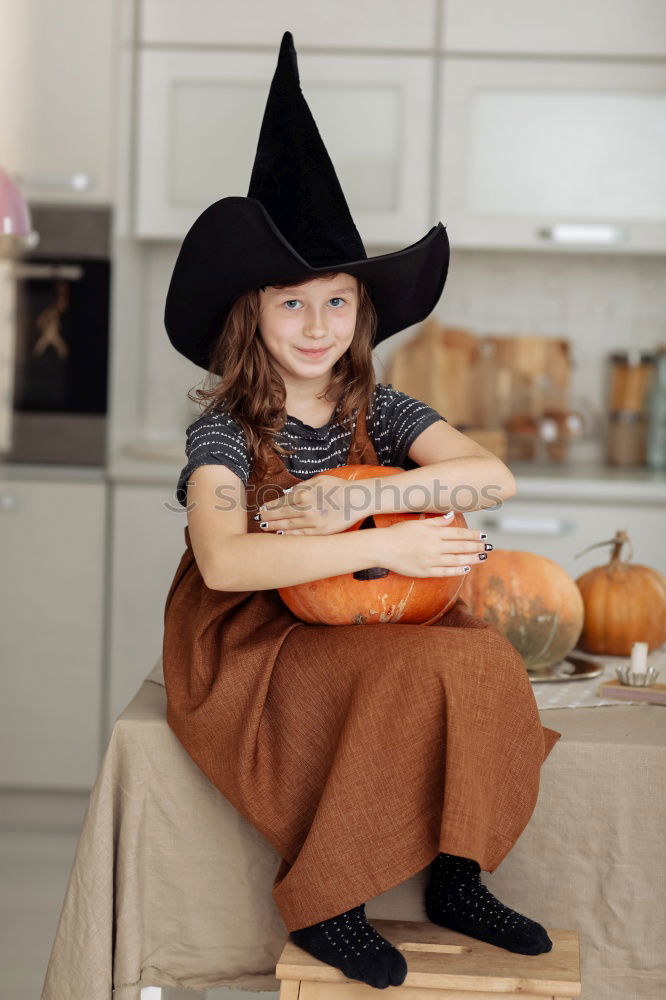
41, 653, 666, 1000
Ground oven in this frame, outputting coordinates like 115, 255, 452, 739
0, 204, 111, 466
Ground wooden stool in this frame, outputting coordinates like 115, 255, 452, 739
276, 918, 581, 1000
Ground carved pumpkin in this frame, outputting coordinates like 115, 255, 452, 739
460, 548, 584, 670
574, 529, 666, 654
277, 464, 468, 625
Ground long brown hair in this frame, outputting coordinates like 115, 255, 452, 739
187, 272, 379, 482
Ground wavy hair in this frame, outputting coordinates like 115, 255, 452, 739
187, 272, 379, 483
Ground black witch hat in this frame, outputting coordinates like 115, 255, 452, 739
165, 30, 450, 371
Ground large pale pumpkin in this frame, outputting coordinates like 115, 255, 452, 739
460, 549, 584, 670
574, 529, 666, 654
277, 463, 468, 625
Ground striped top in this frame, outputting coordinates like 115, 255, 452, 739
175, 382, 446, 506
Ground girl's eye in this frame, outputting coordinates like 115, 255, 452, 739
282, 298, 346, 310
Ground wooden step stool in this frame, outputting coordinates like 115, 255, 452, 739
276, 918, 581, 1000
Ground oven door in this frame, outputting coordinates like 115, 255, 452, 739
2, 255, 110, 466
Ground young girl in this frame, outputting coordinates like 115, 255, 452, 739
162, 30, 561, 993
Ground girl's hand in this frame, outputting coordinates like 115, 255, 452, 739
380, 514, 492, 578
255, 474, 374, 535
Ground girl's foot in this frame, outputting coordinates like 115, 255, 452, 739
425, 852, 553, 955
289, 902, 408, 989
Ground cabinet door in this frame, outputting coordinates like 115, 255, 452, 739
437, 58, 666, 253
441, 0, 666, 57
135, 48, 434, 244
464, 499, 666, 578
0, 479, 105, 788
0, 0, 115, 204
107, 485, 189, 736
140, 0, 436, 49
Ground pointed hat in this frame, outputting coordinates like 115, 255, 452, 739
165, 30, 450, 371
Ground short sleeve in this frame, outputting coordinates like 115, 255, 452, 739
175, 411, 250, 507
369, 383, 447, 468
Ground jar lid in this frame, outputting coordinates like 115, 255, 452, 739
609, 350, 656, 364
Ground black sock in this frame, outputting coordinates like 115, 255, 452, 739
289, 902, 408, 989
425, 852, 552, 955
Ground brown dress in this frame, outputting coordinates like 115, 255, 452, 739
162, 403, 561, 932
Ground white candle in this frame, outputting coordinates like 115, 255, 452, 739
630, 641, 648, 675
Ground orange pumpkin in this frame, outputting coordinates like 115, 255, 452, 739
574, 529, 666, 654
460, 548, 584, 670
277, 463, 468, 625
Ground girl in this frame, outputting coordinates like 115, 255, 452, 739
162, 30, 561, 993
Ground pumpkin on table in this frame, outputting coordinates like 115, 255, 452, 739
459, 548, 585, 671
277, 464, 468, 625
574, 529, 666, 654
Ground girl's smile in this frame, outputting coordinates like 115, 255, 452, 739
296, 345, 332, 358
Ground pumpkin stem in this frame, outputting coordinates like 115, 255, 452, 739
574, 529, 632, 564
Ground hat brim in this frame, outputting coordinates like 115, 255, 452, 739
165, 196, 450, 370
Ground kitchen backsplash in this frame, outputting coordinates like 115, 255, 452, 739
138, 242, 666, 447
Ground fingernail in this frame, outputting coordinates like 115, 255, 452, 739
480, 532, 488, 539
260, 522, 267, 528
443, 511, 454, 519
253, 514, 260, 520
484, 543, 493, 551
478, 553, 488, 561
277, 529, 285, 534
463, 566, 470, 572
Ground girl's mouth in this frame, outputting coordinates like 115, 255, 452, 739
297, 346, 331, 357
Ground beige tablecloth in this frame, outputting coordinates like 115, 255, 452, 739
41, 659, 666, 1000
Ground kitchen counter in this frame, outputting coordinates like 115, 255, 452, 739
2, 453, 666, 504
106, 449, 666, 504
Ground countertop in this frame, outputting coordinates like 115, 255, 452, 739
2, 451, 666, 503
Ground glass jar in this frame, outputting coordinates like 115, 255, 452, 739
645, 347, 666, 471
607, 350, 656, 414
606, 411, 647, 467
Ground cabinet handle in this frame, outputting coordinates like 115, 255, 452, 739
536, 223, 625, 246
478, 514, 573, 536
13, 171, 93, 192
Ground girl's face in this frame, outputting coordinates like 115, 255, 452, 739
257, 273, 358, 388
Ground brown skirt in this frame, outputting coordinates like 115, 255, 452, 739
163, 403, 561, 931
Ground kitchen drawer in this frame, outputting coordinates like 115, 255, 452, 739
464, 499, 665, 578
441, 0, 666, 57
139, 0, 436, 49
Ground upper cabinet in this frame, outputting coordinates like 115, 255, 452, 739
436, 57, 666, 253
441, 0, 666, 57
0, 0, 117, 205
135, 48, 435, 245
139, 0, 437, 49
132, 0, 666, 251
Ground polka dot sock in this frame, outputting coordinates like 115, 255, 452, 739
425, 852, 553, 955
289, 902, 408, 989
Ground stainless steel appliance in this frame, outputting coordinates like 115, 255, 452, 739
1, 204, 111, 465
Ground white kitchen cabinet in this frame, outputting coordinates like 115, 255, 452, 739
139, 0, 436, 49
135, 48, 435, 243
464, 498, 666, 578
437, 57, 666, 254
0, 0, 117, 205
0, 477, 106, 789
441, 0, 666, 57
107, 483, 188, 737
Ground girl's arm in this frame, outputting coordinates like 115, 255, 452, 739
185, 464, 386, 592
